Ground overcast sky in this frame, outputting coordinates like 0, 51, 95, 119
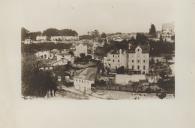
21, 0, 175, 35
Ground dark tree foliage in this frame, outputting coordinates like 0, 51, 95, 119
158, 77, 175, 94
22, 53, 58, 97
149, 41, 175, 56
60, 29, 78, 36
21, 27, 29, 41
91, 30, 100, 39
43, 28, 78, 37
101, 32, 107, 38
80, 53, 86, 58
21, 43, 72, 54
149, 24, 157, 37
43, 28, 60, 37
116, 66, 125, 74
27, 31, 42, 40
79, 35, 93, 40
136, 33, 148, 43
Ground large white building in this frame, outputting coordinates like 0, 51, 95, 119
50, 36, 79, 41
74, 43, 88, 57
73, 68, 97, 94
161, 23, 175, 42
103, 44, 150, 74
36, 36, 47, 41
35, 51, 55, 60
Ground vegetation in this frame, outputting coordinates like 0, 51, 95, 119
149, 41, 175, 56
149, 24, 157, 37
21, 27, 29, 41
43, 28, 78, 37
22, 53, 58, 97
21, 27, 41, 41
21, 43, 72, 54
158, 77, 175, 94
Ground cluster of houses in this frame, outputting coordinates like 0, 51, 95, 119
26, 23, 174, 94
105, 23, 175, 43
23, 35, 79, 44
103, 44, 150, 74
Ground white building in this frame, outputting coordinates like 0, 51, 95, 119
73, 68, 97, 94
103, 44, 150, 74
50, 36, 79, 41
36, 36, 47, 41
127, 45, 149, 74
74, 43, 88, 57
35, 51, 55, 60
24, 39, 32, 44
104, 49, 128, 69
161, 23, 175, 42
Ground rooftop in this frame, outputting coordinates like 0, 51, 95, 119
74, 67, 97, 81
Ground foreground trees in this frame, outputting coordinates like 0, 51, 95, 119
22, 54, 58, 97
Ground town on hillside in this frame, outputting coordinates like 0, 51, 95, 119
21, 23, 175, 100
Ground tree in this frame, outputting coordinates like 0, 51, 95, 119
28, 31, 41, 40
21, 27, 29, 41
60, 29, 78, 36
116, 66, 125, 74
136, 33, 148, 43
149, 24, 157, 37
86, 55, 92, 61
43, 28, 60, 37
80, 53, 86, 58
22, 57, 58, 97
101, 32, 107, 38
91, 30, 100, 39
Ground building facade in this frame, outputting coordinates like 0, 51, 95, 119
50, 36, 79, 41
161, 23, 175, 42
127, 46, 149, 74
35, 51, 55, 60
73, 68, 97, 94
36, 36, 47, 41
103, 44, 149, 74
74, 43, 88, 57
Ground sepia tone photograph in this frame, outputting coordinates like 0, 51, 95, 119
21, 0, 175, 100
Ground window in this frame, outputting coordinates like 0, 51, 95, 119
132, 60, 134, 63
143, 65, 145, 70
118, 60, 120, 62
137, 65, 140, 70
143, 60, 145, 63
138, 49, 140, 52
113, 60, 114, 62
137, 60, 140, 63
132, 65, 134, 70
113, 55, 114, 57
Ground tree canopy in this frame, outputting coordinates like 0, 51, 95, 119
43, 28, 78, 37
21, 27, 29, 41
101, 32, 107, 38
149, 24, 157, 37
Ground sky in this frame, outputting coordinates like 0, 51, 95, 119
21, 0, 175, 35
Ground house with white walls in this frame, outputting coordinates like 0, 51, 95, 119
73, 68, 97, 94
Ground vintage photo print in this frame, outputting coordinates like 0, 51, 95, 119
21, 0, 175, 100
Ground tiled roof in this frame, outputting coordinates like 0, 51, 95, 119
74, 67, 97, 81
128, 44, 150, 53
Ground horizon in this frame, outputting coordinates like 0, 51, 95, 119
22, 0, 175, 35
